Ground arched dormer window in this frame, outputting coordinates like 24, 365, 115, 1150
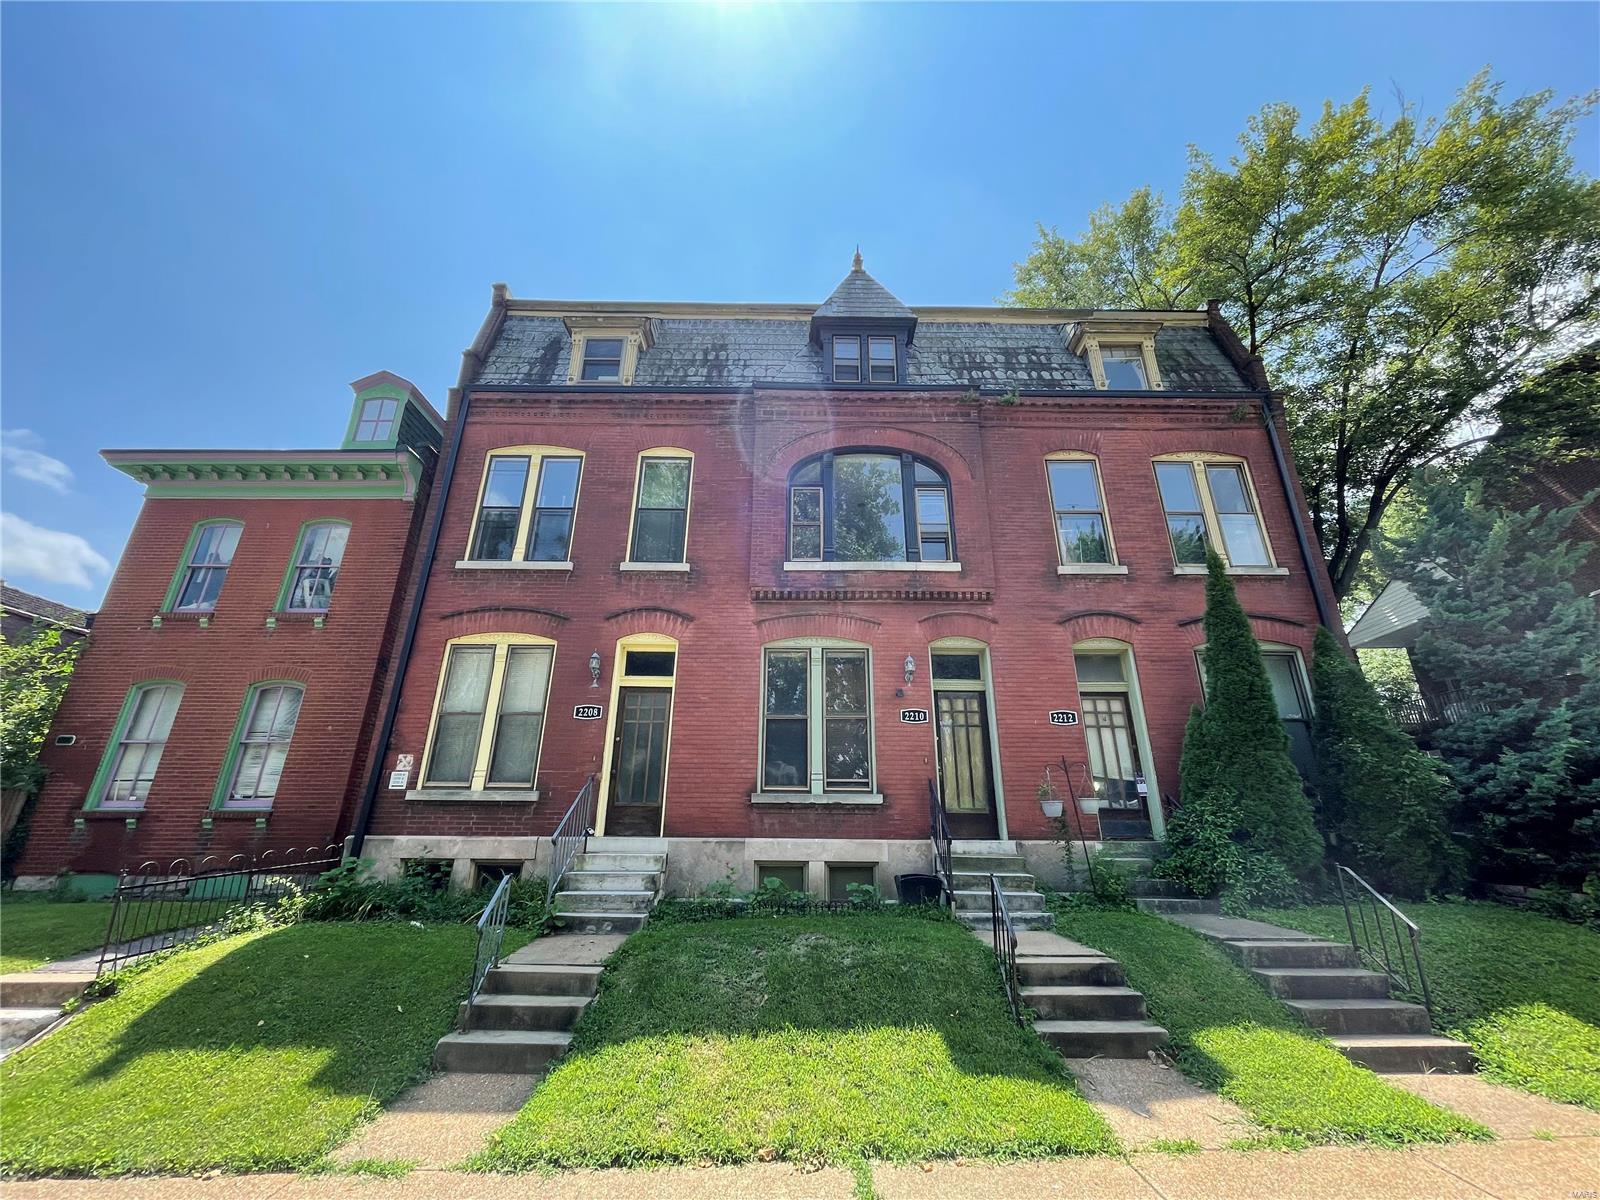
787, 451, 953, 566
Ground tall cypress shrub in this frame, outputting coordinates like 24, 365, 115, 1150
1180, 553, 1324, 876
1311, 627, 1461, 896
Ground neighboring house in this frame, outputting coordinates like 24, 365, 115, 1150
347, 257, 1338, 894
0, 583, 92, 644
12, 373, 442, 890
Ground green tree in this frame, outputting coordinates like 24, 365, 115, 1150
0, 625, 79, 794
1008, 73, 1600, 600
1383, 475, 1600, 887
1311, 627, 1461, 897
1180, 553, 1324, 877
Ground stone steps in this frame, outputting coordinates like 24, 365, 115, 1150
433, 1029, 571, 1074
0, 1007, 63, 1055
952, 888, 1046, 913
554, 912, 648, 934
1285, 997, 1434, 1036
1252, 967, 1392, 1000
1330, 1034, 1477, 1074
554, 889, 655, 914
1035, 1019, 1169, 1058
552, 848, 665, 934
1022, 985, 1149, 1021
479, 963, 603, 996
1016, 956, 1128, 987
459, 994, 591, 1032
569, 852, 667, 874
952, 871, 1034, 891
559, 870, 662, 892
957, 909, 1055, 932
948, 853, 1028, 874
1223, 939, 1359, 969
1134, 897, 1221, 916
0, 971, 96, 1007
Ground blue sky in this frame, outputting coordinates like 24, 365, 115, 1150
2, 2, 1596, 609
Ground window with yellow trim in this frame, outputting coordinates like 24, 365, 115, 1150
422, 636, 556, 789
1045, 453, 1115, 565
1153, 455, 1273, 569
467, 449, 584, 563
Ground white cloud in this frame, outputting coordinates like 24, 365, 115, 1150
1, 430, 74, 494
0, 512, 110, 589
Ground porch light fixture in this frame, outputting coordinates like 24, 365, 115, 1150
589, 650, 602, 688
903, 655, 916, 684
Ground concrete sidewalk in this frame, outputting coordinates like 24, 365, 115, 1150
4, 1134, 1597, 1199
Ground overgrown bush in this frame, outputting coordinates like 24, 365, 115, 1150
1180, 553, 1324, 878
300, 859, 548, 927
1311, 626, 1462, 897
1153, 789, 1243, 899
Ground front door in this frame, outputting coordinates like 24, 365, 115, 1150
1080, 693, 1151, 838
608, 686, 671, 837
935, 690, 998, 839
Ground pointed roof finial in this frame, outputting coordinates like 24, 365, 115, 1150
852, 245, 863, 272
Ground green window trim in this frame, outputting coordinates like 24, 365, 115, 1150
161, 519, 244, 613
84, 681, 184, 810
210, 680, 305, 811
340, 382, 441, 450
272, 518, 352, 613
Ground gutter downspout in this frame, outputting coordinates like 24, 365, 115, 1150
1261, 392, 1339, 633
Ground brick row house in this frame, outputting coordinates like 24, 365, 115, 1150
17, 258, 1339, 898
14, 374, 441, 890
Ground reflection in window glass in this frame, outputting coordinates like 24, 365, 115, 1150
1206, 465, 1269, 566
868, 336, 896, 382
427, 646, 494, 785
1073, 653, 1126, 684
790, 487, 823, 559
1156, 462, 1209, 565
631, 457, 691, 563
529, 457, 581, 561
1101, 345, 1149, 389
355, 397, 398, 442
102, 684, 183, 807
833, 454, 906, 561
471, 458, 530, 560
580, 338, 624, 382
762, 650, 809, 790
285, 523, 349, 611
487, 646, 552, 785
1048, 460, 1110, 565
931, 653, 982, 681
832, 335, 861, 383
823, 650, 870, 788
226, 685, 304, 808
175, 523, 242, 612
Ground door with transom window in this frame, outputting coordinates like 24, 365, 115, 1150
932, 651, 999, 839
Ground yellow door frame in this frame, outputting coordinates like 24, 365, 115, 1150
594, 632, 679, 837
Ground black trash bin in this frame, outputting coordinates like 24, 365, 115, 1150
896, 873, 944, 906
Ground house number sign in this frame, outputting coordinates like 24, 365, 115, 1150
1048, 710, 1081, 727
572, 704, 604, 720
900, 708, 930, 724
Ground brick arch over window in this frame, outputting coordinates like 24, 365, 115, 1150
917, 610, 998, 643
127, 666, 197, 686
436, 607, 568, 642
1057, 610, 1143, 644
246, 666, 313, 687
604, 606, 694, 641
752, 611, 882, 644
1176, 612, 1311, 649
767, 427, 976, 482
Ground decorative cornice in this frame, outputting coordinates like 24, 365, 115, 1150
103, 449, 421, 500
752, 587, 993, 604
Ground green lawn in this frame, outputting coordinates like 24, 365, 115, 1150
0, 902, 115, 974
477, 915, 1120, 1168
1051, 906, 1487, 1146
1256, 901, 1600, 1110
0, 922, 490, 1176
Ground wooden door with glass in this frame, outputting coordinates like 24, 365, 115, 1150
931, 651, 999, 839
1073, 650, 1152, 838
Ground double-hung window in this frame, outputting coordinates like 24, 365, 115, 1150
97, 684, 182, 808
223, 684, 303, 809
629, 455, 692, 564
1155, 457, 1274, 569
787, 451, 954, 565
283, 522, 349, 611
1047, 456, 1113, 565
579, 338, 624, 382
868, 336, 897, 383
354, 397, 398, 442
172, 522, 242, 612
466, 449, 584, 565
423, 638, 555, 790
1100, 345, 1150, 390
832, 335, 862, 383
760, 645, 872, 795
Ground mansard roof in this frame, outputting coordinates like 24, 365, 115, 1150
809, 250, 918, 342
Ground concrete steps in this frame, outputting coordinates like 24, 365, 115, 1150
1, 1007, 63, 1054
1331, 1034, 1477, 1074
433, 942, 605, 1074
1024, 985, 1149, 1021
953, 888, 1045, 913
479, 963, 603, 996
459, 994, 590, 1031
433, 1029, 571, 1074
949, 847, 1054, 932
1134, 897, 1221, 916
0, 971, 96, 1059
958, 910, 1056, 932
1253, 968, 1392, 1000
1035, 1020, 1170, 1058
1015, 945, 1168, 1059
551, 842, 666, 935
1285, 998, 1434, 1036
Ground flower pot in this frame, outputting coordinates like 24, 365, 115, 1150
1038, 799, 1064, 819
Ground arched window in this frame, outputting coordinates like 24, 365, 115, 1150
166, 520, 243, 612
787, 451, 953, 565
218, 683, 305, 810
281, 521, 350, 612
92, 682, 184, 809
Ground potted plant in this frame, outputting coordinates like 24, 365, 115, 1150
1036, 768, 1064, 820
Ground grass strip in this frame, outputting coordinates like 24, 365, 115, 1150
0, 902, 117, 974
1051, 906, 1488, 1145
1256, 900, 1600, 1110
477, 914, 1120, 1168
1, 922, 481, 1175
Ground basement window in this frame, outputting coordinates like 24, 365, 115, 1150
402, 859, 454, 892
755, 862, 807, 892
827, 862, 877, 901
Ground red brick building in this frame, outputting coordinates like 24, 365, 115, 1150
14, 373, 441, 890
349, 261, 1338, 896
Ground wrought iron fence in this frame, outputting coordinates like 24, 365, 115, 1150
927, 778, 953, 903
1389, 687, 1490, 734
1335, 863, 1432, 1013
988, 873, 1023, 1024
466, 871, 513, 1004
97, 844, 343, 976
544, 773, 597, 916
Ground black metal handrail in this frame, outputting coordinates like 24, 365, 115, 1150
1390, 686, 1490, 733
1057, 758, 1099, 893
545, 773, 597, 916
927, 778, 953, 903
1335, 863, 1432, 1013
466, 871, 513, 1004
98, 844, 343, 976
988, 872, 1023, 1024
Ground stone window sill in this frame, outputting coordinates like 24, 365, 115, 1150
1058, 564, 1129, 576
79, 806, 143, 819
750, 792, 885, 806
1173, 565, 1290, 577
782, 561, 961, 573
619, 561, 691, 573
404, 788, 540, 805
453, 560, 574, 571
212, 806, 273, 818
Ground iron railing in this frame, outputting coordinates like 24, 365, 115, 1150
545, 773, 597, 916
466, 871, 513, 1004
1390, 687, 1490, 734
927, 778, 953, 903
988, 872, 1023, 1024
1057, 758, 1099, 893
1335, 863, 1432, 1013
98, 844, 343, 976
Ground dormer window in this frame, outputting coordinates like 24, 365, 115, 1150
868, 336, 897, 383
579, 338, 624, 382
832, 336, 861, 383
355, 397, 398, 442
1100, 345, 1149, 390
